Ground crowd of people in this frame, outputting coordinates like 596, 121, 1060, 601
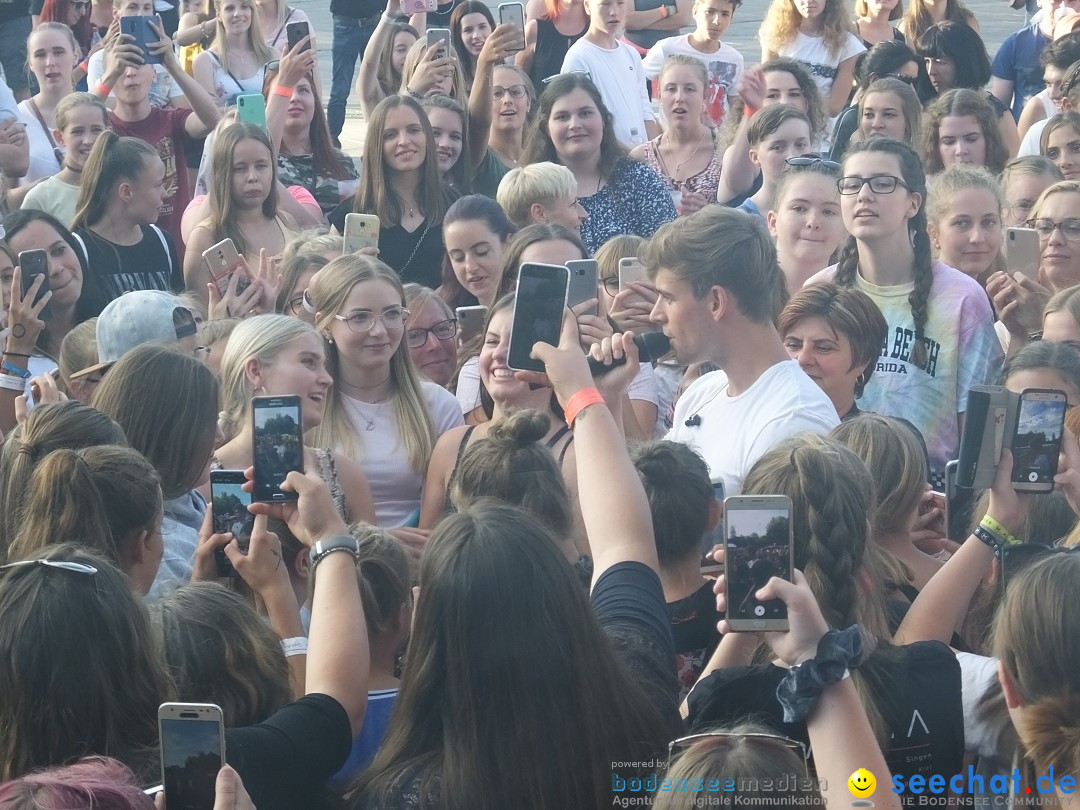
0, 0, 1078, 806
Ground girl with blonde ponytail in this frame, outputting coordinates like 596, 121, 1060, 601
209, 313, 375, 525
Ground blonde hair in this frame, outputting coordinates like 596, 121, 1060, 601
309, 255, 437, 471
1031, 179, 1080, 222
54, 91, 106, 132
858, 77, 922, 144
594, 234, 644, 283
926, 163, 1006, 281
400, 36, 467, 105
496, 161, 577, 228
208, 0, 276, 67
282, 228, 344, 262
760, 0, 855, 58
1045, 285, 1080, 334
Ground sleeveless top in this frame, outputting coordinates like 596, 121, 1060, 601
205, 52, 267, 107
530, 17, 587, 87
639, 131, 722, 204
211, 448, 348, 520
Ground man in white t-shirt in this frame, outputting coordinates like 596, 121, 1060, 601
561, 0, 658, 147
646, 206, 839, 495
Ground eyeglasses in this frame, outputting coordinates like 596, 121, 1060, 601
886, 72, 916, 85
837, 175, 910, 195
0, 559, 98, 575
1001, 543, 1079, 591
542, 69, 591, 85
286, 294, 306, 315
786, 155, 841, 172
492, 84, 527, 100
1029, 218, 1080, 241
406, 317, 458, 347
334, 307, 410, 333
600, 276, 620, 296
264, 59, 281, 72
194, 346, 211, 360
667, 732, 809, 772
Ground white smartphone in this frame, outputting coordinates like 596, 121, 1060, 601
566, 258, 598, 313
498, 2, 526, 51
159, 703, 225, 810
722, 495, 793, 632
429, 28, 451, 59
618, 257, 648, 291
1005, 226, 1040, 280
343, 213, 380, 254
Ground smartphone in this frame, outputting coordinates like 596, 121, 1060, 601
565, 258, 598, 314
507, 262, 569, 373
618, 257, 648, 291
429, 28, 451, 59
700, 479, 725, 576
236, 93, 266, 130
18, 248, 50, 321
401, 0, 437, 12
722, 495, 793, 632
1005, 227, 1040, 279
159, 703, 225, 810
252, 395, 304, 502
1011, 388, 1068, 493
202, 238, 251, 296
456, 304, 487, 344
498, 2, 526, 51
285, 20, 310, 53
120, 15, 163, 64
343, 213, 380, 254
210, 470, 254, 577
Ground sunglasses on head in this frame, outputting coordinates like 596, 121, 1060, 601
785, 155, 841, 173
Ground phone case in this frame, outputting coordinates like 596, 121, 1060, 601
498, 3, 526, 51
456, 305, 487, 344
202, 240, 250, 296
566, 259, 598, 311
343, 214, 380, 253
618, 259, 648, 291
428, 28, 451, 58
402, 0, 437, 13
286, 20, 310, 52
957, 385, 1019, 490
1005, 227, 1040, 279
121, 16, 163, 64
18, 250, 51, 321
507, 263, 568, 373
236, 94, 266, 129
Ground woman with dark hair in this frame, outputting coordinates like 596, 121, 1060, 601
921, 88, 1011, 175
522, 73, 676, 254
916, 21, 1018, 155
438, 193, 517, 309
450, 0, 495, 88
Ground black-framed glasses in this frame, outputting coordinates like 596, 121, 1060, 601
601, 276, 620, 296
286, 294, 306, 315
667, 733, 809, 772
406, 317, 458, 347
837, 175, 910, 195
786, 155, 841, 172
1001, 543, 1079, 591
1029, 218, 1080, 241
334, 307, 410, 333
492, 84, 527, 100
0, 559, 98, 575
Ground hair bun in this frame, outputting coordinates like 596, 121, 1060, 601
635, 445, 680, 489
489, 409, 550, 445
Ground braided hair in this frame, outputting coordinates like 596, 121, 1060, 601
835, 137, 934, 371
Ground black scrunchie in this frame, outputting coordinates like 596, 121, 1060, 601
776, 625, 864, 723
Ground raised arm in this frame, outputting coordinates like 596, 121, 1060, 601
467, 23, 519, 169
717, 67, 765, 203
148, 18, 221, 137
357, 2, 401, 120
267, 38, 317, 153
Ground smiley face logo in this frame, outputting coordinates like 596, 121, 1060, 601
848, 768, 876, 798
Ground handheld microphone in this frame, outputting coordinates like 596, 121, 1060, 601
587, 332, 671, 377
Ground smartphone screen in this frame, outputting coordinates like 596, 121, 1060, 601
160, 704, 224, 810
1011, 389, 1067, 491
210, 471, 254, 576
499, 2, 526, 51
723, 496, 792, 630
507, 263, 568, 373
286, 20, 310, 52
18, 249, 50, 321
252, 396, 304, 502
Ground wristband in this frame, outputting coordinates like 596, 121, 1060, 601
271, 84, 294, 98
78, 60, 89, 73
381, 12, 395, 23
974, 525, 1005, 557
0, 373, 24, 391
564, 387, 605, 429
981, 515, 1021, 547
1, 361, 30, 379
776, 625, 863, 723
405, 87, 424, 100
744, 103, 759, 118
658, 4, 668, 16
97, 81, 112, 96
280, 637, 308, 657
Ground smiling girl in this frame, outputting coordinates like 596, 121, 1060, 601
736, 104, 812, 221
1041, 112, 1080, 182
438, 194, 517, 309
450, 0, 495, 89
768, 157, 845, 292
193, 0, 278, 108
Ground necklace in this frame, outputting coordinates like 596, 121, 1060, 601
491, 144, 519, 166
345, 393, 391, 432
658, 128, 709, 186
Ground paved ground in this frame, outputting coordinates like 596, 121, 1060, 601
289, 0, 1033, 157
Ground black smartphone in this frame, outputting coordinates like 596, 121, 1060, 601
1011, 388, 1068, 493
120, 15, 163, 64
252, 395, 304, 502
159, 703, 225, 810
507, 262, 569, 373
210, 470, 254, 576
18, 249, 50, 321
722, 495, 793, 632
700, 479, 725, 576
498, 2, 526, 51
286, 20, 310, 53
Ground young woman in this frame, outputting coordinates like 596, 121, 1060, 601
16, 23, 77, 188
855, 0, 905, 47
805, 138, 1002, 486
916, 22, 1018, 155
211, 314, 377, 525
758, 0, 865, 119
737, 105, 813, 221
21, 92, 107, 228
421, 94, 471, 192
1043, 285, 1080, 351
488, 64, 534, 171
91, 343, 220, 599
630, 56, 722, 215
254, 0, 310, 52
518, 0, 588, 86
522, 73, 677, 254
1001, 155, 1063, 227
450, 0, 494, 88
926, 163, 1003, 285
328, 96, 457, 289
399, 35, 467, 104
857, 76, 922, 145
192, 0, 278, 108
308, 254, 463, 528
921, 88, 1011, 176
1041, 111, 1080, 182
266, 66, 359, 215
185, 123, 296, 299
403, 283, 459, 388
379, 23, 420, 98
899, 0, 977, 43
38, 0, 92, 80
767, 158, 846, 292
778, 282, 888, 420
438, 193, 516, 310
276, 249, 327, 322
70, 133, 181, 320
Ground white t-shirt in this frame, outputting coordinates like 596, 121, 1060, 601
341, 380, 463, 528
562, 37, 655, 147
642, 35, 743, 127
1018, 116, 1048, 157
665, 359, 840, 496
17, 99, 62, 185
768, 30, 864, 103
957, 651, 1000, 759
87, 49, 186, 109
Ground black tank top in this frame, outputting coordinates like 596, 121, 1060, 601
530, 17, 587, 87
